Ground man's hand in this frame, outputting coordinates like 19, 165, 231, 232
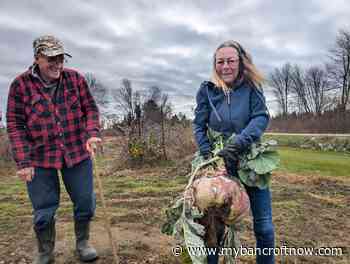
86, 137, 102, 158
17, 167, 34, 182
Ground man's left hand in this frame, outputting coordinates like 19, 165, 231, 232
86, 137, 102, 158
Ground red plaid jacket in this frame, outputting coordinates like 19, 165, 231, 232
6, 66, 100, 169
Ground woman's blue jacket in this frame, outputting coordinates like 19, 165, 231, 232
193, 80, 270, 155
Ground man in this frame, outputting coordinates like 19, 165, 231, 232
6, 35, 101, 263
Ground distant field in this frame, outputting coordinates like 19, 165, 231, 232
266, 132, 350, 137
264, 133, 350, 147
277, 146, 350, 177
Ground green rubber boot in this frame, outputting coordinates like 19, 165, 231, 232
33, 220, 55, 264
75, 220, 98, 262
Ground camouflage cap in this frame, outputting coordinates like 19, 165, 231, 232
33, 35, 72, 57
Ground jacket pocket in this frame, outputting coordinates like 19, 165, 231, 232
27, 95, 51, 125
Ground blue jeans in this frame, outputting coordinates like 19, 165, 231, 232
207, 186, 275, 264
246, 185, 275, 264
26, 158, 96, 230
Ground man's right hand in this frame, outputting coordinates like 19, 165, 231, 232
17, 167, 34, 182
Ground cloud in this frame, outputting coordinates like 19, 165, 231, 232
1, 0, 349, 122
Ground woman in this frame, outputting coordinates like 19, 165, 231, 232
193, 40, 274, 264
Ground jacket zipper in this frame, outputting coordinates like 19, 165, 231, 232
227, 90, 231, 124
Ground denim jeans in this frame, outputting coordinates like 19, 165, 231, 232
26, 158, 96, 230
246, 185, 275, 264
207, 186, 275, 264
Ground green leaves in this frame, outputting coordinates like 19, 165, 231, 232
182, 217, 207, 264
238, 170, 272, 189
161, 197, 183, 236
205, 129, 280, 189
246, 151, 280, 175
161, 129, 280, 263
238, 140, 279, 189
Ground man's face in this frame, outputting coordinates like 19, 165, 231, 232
35, 54, 64, 83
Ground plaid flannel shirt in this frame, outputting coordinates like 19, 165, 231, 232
6, 66, 100, 169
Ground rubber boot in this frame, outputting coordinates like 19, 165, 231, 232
75, 220, 98, 262
33, 220, 55, 264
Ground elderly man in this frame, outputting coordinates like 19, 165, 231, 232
6, 35, 101, 263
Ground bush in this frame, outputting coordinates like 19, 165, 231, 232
0, 129, 13, 163
166, 124, 197, 160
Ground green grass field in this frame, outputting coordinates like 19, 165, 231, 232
277, 146, 350, 177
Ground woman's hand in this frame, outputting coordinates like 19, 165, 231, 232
217, 142, 241, 173
217, 143, 240, 162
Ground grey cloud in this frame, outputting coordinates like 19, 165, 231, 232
1, 0, 349, 122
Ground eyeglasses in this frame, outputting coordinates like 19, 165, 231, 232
45, 55, 66, 64
215, 58, 239, 66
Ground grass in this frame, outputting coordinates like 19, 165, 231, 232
277, 146, 350, 177
1, 136, 350, 263
264, 134, 350, 152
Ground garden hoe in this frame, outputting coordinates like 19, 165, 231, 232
92, 144, 119, 264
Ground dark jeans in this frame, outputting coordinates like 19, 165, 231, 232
207, 186, 275, 264
26, 158, 96, 230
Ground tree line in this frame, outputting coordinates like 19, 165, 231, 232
268, 28, 350, 132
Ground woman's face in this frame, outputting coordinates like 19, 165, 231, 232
215, 47, 240, 86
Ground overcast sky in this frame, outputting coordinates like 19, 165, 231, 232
1, 0, 350, 122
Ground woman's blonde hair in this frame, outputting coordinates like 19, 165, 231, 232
211, 40, 265, 90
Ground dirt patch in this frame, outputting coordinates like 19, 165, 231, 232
0, 139, 349, 263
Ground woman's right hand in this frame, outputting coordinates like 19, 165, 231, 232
201, 152, 212, 161
17, 167, 34, 182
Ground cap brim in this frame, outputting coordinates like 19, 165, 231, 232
42, 50, 72, 58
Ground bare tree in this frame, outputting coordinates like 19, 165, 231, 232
160, 94, 168, 160
289, 65, 334, 115
84, 72, 109, 116
304, 66, 331, 115
328, 28, 350, 111
133, 91, 142, 137
290, 65, 311, 114
269, 63, 293, 116
143, 86, 162, 122
142, 86, 172, 160
160, 94, 173, 160
112, 78, 135, 125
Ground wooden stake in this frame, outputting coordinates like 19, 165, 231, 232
93, 151, 119, 263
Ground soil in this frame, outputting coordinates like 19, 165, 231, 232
0, 136, 349, 263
